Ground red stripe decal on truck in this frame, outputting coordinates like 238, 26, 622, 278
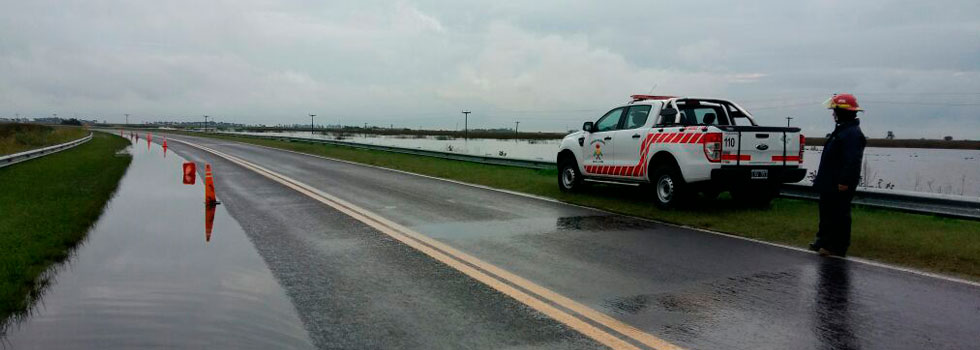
721, 154, 751, 161
772, 155, 801, 162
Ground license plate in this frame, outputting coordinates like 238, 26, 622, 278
751, 169, 768, 179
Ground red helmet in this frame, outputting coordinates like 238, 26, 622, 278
823, 93, 863, 111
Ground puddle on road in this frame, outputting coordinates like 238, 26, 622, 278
2, 135, 314, 349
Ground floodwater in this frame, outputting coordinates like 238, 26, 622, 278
232, 130, 561, 161
1, 134, 315, 349
800, 146, 980, 197
232, 130, 980, 198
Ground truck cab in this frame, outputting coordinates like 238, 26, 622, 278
557, 95, 807, 208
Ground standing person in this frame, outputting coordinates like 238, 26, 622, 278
809, 93, 866, 257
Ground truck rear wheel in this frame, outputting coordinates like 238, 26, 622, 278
650, 165, 687, 209
558, 160, 584, 192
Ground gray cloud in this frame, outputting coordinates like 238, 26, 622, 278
1, 0, 978, 139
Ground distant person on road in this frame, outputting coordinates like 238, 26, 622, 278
810, 93, 866, 257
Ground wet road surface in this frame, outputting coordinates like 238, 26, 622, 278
2, 137, 314, 349
89, 133, 980, 349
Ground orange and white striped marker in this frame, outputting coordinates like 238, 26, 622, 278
204, 164, 217, 205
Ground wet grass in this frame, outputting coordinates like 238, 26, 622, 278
173, 132, 980, 280
0, 132, 131, 322
0, 124, 89, 156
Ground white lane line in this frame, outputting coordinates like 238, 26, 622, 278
204, 137, 980, 288
170, 137, 684, 350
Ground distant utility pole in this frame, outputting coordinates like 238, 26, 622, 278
125, 113, 129, 126
204, 115, 209, 133
461, 110, 471, 139
786, 116, 793, 127
514, 121, 520, 138
309, 114, 316, 135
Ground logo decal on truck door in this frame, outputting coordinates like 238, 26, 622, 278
589, 139, 606, 162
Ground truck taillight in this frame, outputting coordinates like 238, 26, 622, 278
799, 134, 805, 162
702, 132, 722, 163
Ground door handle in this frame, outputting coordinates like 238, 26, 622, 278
603, 136, 612, 140
632, 134, 641, 138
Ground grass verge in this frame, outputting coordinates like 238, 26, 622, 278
0, 132, 131, 321
177, 132, 980, 280
0, 124, 89, 156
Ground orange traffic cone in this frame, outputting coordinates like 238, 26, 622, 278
204, 164, 218, 205
205, 203, 215, 242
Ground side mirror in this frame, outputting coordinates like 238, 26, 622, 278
582, 121, 594, 132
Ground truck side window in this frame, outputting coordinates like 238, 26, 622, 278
623, 105, 651, 129
594, 107, 625, 132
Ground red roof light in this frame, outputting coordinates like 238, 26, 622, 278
630, 94, 676, 102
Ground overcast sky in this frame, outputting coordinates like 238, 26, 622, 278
1, 0, 979, 139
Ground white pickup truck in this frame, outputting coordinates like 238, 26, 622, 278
557, 95, 807, 208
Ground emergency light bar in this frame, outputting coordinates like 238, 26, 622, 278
630, 94, 677, 102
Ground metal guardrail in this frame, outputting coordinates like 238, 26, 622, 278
780, 184, 980, 220
184, 131, 980, 220
0, 132, 93, 169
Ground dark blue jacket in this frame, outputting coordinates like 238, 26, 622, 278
813, 119, 866, 192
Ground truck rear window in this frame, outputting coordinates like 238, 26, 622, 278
678, 105, 729, 126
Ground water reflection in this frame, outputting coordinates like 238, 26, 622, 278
555, 215, 658, 231
205, 203, 216, 242
814, 259, 860, 350
1, 134, 314, 349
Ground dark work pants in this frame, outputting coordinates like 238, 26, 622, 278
816, 190, 856, 255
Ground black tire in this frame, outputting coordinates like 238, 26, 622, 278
731, 184, 778, 207
650, 164, 687, 209
558, 160, 584, 192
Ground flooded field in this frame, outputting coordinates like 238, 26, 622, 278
232, 130, 561, 161
1, 135, 314, 349
231, 131, 980, 198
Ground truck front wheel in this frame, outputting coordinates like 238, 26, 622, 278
650, 165, 687, 209
558, 160, 584, 192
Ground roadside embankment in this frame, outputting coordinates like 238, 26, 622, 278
0, 124, 89, 156
164, 131, 980, 281
0, 132, 131, 321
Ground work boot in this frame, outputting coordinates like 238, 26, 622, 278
808, 241, 821, 252
817, 248, 846, 258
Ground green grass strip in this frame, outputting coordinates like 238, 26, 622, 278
0, 124, 89, 156
0, 132, 131, 320
179, 132, 980, 281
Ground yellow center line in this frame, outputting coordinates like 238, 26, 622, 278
170, 137, 684, 350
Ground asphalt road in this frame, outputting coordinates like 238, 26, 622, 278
159, 133, 980, 350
